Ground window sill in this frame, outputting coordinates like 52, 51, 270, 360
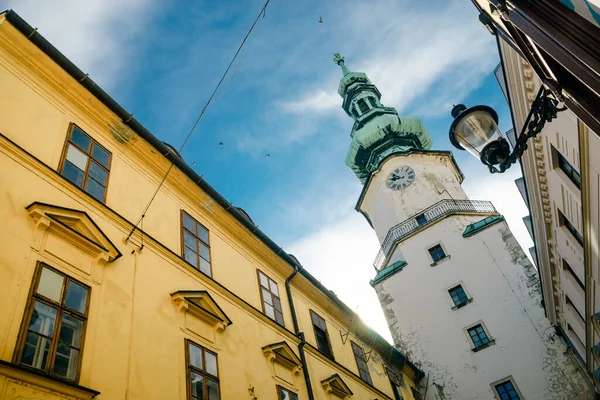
430, 255, 451, 267
452, 298, 473, 310
0, 360, 100, 398
471, 339, 495, 352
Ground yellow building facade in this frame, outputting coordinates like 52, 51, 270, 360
0, 10, 424, 400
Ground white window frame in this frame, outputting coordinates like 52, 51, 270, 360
444, 281, 473, 310
490, 376, 524, 400
426, 242, 450, 266
463, 320, 495, 352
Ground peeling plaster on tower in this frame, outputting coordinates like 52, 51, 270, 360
335, 54, 593, 399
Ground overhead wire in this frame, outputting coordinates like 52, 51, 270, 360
125, 0, 272, 242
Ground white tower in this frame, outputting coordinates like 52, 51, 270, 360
334, 54, 593, 399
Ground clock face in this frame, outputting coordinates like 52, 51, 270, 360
387, 166, 415, 190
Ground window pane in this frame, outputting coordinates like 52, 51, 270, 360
21, 332, 51, 370
207, 379, 219, 400
290, 393, 298, 400
183, 213, 196, 234
189, 343, 203, 369
197, 225, 209, 244
199, 258, 211, 276
264, 303, 275, 319
273, 296, 282, 313
59, 313, 84, 348
88, 161, 108, 185
190, 371, 204, 398
70, 128, 91, 152
85, 177, 106, 201
262, 288, 272, 306
91, 143, 110, 168
38, 267, 64, 302
275, 311, 284, 326
65, 281, 88, 313
259, 272, 269, 288
66, 144, 89, 171
29, 301, 57, 336
53, 343, 79, 380
269, 280, 279, 296
184, 231, 197, 250
185, 247, 198, 268
199, 243, 210, 262
62, 161, 85, 187
205, 352, 218, 377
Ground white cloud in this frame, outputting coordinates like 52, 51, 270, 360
278, 1, 497, 120
287, 202, 393, 343
2, 0, 157, 88
278, 89, 340, 115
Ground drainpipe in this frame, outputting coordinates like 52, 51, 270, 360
286, 265, 315, 400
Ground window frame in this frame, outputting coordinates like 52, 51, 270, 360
181, 210, 212, 277
387, 367, 404, 400
309, 309, 334, 360
446, 282, 473, 309
557, 208, 584, 247
58, 123, 112, 203
464, 321, 495, 352
350, 341, 373, 385
428, 243, 447, 264
553, 145, 581, 189
490, 376, 523, 400
277, 385, 298, 400
257, 269, 285, 327
14, 262, 91, 383
185, 339, 220, 400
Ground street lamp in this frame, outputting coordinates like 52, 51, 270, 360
449, 86, 565, 173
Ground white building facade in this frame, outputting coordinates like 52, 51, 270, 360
333, 53, 594, 399
497, 32, 600, 393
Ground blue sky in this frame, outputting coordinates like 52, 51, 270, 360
3, 0, 531, 341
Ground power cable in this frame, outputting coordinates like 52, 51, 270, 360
126, 0, 272, 242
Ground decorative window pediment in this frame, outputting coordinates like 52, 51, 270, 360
27, 202, 121, 261
171, 290, 232, 331
262, 341, 302, 375
321, 374, 353, 399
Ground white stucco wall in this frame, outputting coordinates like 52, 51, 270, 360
373, 215, 591, 399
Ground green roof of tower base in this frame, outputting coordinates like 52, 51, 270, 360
370, 260, 408, 286
463, 215, 505, 238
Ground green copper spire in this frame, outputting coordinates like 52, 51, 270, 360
333, 53, 351, 76
335, 54, 432, 183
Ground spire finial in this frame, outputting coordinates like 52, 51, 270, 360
333, 53, 351, 76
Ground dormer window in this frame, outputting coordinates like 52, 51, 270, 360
357, 99, 369, 114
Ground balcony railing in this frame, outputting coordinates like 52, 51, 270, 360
373, 199, 498, 270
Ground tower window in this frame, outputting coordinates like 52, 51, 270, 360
493, 378, 522, 400
310, 310, 334, 359
448, 285, 469, 308
368, 97, 378, 108
357, 99, 369, 114
415, 214, 427, 226
465, 323, 494, 351
428, 244, 446, 263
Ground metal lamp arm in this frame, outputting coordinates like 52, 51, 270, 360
489, 85, 566, 173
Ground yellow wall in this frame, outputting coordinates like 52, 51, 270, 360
0, 13, 422, 400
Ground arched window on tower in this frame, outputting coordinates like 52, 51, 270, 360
357, 99, 369, 114
368, 97, 378, 108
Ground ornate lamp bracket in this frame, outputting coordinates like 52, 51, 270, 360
489, 85, 566, 173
